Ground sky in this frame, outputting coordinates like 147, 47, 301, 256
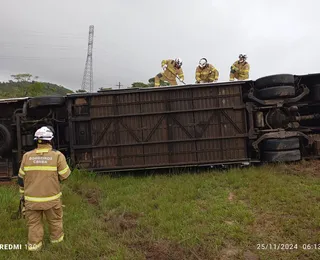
0, 0, 319, 92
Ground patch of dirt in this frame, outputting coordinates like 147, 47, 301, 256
85, 189, 101, 205
102, 210, 142, 234
251, 212, 278, 234
224, 220, 234, 225
219, 246, 240, 260
73, 185, 102, 206
145, 240, 187, 260
277, 160, 320, 177
196, 200, 208, 212
216, 245, 260, 260
228, 192, 235, 201
130, 239, 209, 260
243, 250, 260, 260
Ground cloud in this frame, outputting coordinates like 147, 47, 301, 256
0, 0, 319, 91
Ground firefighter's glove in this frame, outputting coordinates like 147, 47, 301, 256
230, 66, 238, 73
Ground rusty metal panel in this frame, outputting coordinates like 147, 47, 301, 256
196, 138, 247, 163
144, 143, 169, 165
193, 84, 243, 109
75, 150, 92, 168
69, 83, 249, 171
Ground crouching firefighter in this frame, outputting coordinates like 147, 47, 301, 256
229, 54, 250, 81
17, 126, 71, 251
154, 57, 184, 86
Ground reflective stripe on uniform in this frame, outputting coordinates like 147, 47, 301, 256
167, 68, 176, 75
27, 241, 42, 251
19, 168, 25, 176
58, 166, 69, 175
19, 187, 24, 194
25, 192, 62, 202
51, 234, 64, 243
36, 149, 49, 153
24, 166, 57, 171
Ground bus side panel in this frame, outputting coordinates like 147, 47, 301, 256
69, 83, 249, 171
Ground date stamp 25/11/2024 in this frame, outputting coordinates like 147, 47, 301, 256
2, 243, 320, 251
257, 244, 320, 250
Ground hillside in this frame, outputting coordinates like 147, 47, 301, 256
0, 161, 319, 259
0, 81, 73, 98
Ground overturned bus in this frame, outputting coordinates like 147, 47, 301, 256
1, 73, 320, 180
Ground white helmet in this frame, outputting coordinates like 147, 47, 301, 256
239, 54, 247, 60
34, 126, 54, 141
175, 57, 182, 67
199, 58, 207, 68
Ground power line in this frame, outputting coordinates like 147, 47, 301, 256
0, 55, 82, 60
4, 30, 88, 39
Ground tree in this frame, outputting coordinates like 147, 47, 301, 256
147, 77, 170, 87
27, 82, 45, 96
0, 79, 72, 98
131, 82, 149, 88
11, 73, 33, 82
131, 79, 170, 89
99, 87, 112, 91
76, 89, 87, 93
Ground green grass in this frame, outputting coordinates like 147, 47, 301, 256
0, 161, 320, 260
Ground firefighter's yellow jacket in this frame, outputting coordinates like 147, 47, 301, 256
195, 64, 219, 82
161, 59, 184, 81
230, 61, 250, 80
18, 143, 71, 210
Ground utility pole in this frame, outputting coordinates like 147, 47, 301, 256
116, 82, 123, 89
81, 25, 94, 92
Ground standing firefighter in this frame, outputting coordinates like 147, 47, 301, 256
154, 58, 184, 87
195, 58, 219, 83
229, 54, 250, 81
17, 126, 71, 251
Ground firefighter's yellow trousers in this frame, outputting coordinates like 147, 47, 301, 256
154, 73, 177, 86
229, 72, 248, 81
25, 204, 64, 251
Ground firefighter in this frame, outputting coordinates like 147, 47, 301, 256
195, 58, 219, 83
17, 126, 71, 251
229, 54, 250, 81
154, 58, 184, 87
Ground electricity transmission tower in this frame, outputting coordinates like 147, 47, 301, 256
81, 25, 94, 92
